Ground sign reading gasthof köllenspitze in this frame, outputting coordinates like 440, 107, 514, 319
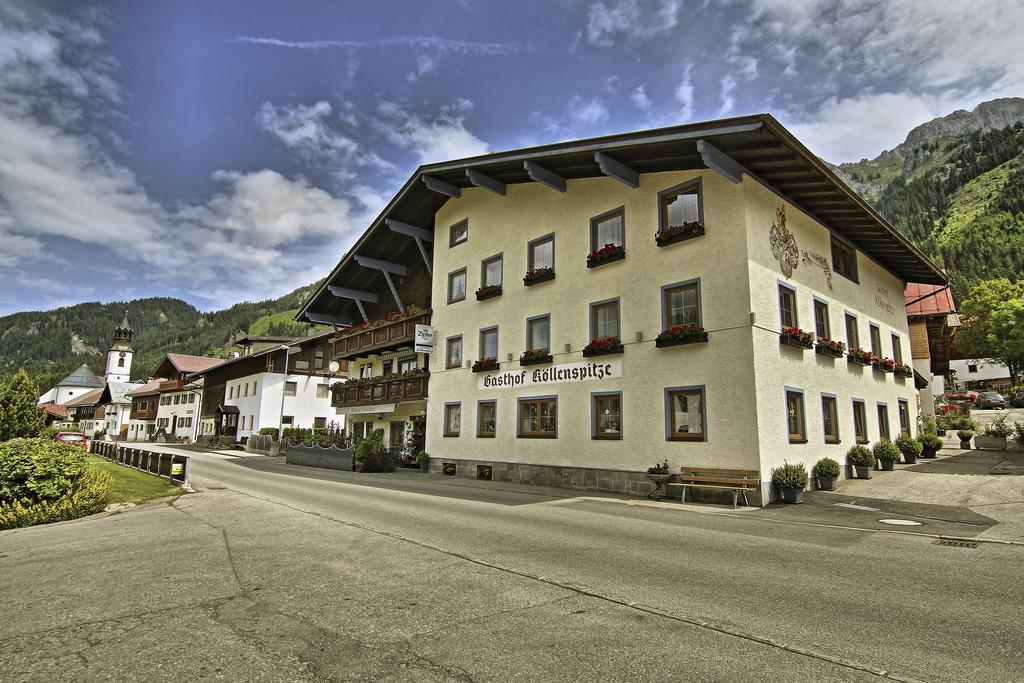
478, 359, 622, 390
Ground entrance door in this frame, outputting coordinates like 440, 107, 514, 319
390, 421, 406, 458
171, 415, 178, 436
409, 415, 426, 455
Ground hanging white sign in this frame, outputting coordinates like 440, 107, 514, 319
414, 325, 435, 353
478, 359, 622, 390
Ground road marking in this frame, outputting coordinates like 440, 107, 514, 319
834, 502, 880, 511
879, 519, 923, 526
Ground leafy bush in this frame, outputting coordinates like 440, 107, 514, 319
919, 414, 938, 436
258, 427, 279, 441
416, 450, 429, 465
847, 445, 875, 467
814, 457, 841, 478
894, 435, 923, 457
0, 468, 112, 530
38, 427, 59, 440
0, 438, 88, 503
983, 414, 1012, 438
0, 369, 46, 441
1014, 421, 1024, 447
918, 434, 943, 451
771, 462, 809, 489
957, 430, 975, 441
354, 429, 393, 473
873, 441, 901, 463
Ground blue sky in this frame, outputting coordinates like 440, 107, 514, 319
1, 0, 1021, 316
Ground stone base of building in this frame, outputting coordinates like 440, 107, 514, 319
426, 457, 765, 506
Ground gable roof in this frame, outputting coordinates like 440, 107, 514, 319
38, 403, 67, 419
164, 353, 224, 374
98, 381, 142, 406
905, 283, 957, 317
297, 113, 947, 325
186, 330, 334, 378
56, 364, 104, 389
63, 388, 104, 408
126, 380, 163, 397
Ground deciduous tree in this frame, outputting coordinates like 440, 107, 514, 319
0, 369, 46, 441
955, 279, 1024, 383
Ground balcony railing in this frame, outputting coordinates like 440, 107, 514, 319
331, 373, 429, 408
159, 379, 184, 391
330, 311, 432, 359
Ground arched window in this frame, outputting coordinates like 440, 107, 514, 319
117, 357, 125, 367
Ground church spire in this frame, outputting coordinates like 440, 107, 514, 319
113, 310, 133, 347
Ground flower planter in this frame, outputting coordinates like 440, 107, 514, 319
475, 286, 502, 301
921, 446, 937, 459
523, 269, 555, 286
853, 465, 873, 479
780, 333, 813, 350
895, 367, 914, 379
655, 331, 709, 348
582, 343, 624, 357
655, 222, 705, 247
872, 362, 895, 374
959, 439, 973, 449
779, 486, 805, 504
586, 245, 625, 268
519, 353, 553, 366
974, 435, 1007, 451
879, 460, 896, 471
815, 344, 845, 358
901, 451, 918, 465
816, 476, 838, 491
847, 353, 872, 366
471, 360, 499, 373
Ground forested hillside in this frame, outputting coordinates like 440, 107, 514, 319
0, 282, 322, 392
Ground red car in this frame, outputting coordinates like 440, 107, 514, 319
52, 432, 89, 450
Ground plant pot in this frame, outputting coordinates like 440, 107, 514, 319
523, 270, 555, 286
779, 333, 813, 350
815, 344, 844, 358
817, 475, 838, 491
921, 446, 937, 459
779, 486, 805, 504
974, 435, 1007, 450
655, 332, 709, 348
582, 344, 624, 357
901, 451, 918, 465
475, 286, 502, 301
879, 460, 896, 471
847, 353, 872, 366
519, 353, 553, 366
959, 439, 972, 449
936, 429, 946, 436
854, 465, 873, 479
586, 247, 625, 268
655, 223, 705, 247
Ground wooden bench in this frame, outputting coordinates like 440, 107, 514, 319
668, 467, 761, 509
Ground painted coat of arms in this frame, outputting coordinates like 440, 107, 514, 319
769, 205, 799, 278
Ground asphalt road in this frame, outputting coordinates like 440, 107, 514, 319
2, 448, 1022, 682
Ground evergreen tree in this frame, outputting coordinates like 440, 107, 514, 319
0, 369, 46, 440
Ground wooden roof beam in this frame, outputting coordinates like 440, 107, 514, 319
697, 139, 747, 184
595, 152, 639, 188
466, 169, 506, 196
386, 219, 433, 275
524, 161, 566, 192
305, 311, 352, 327
353, 255, 407, 309
422, 175, 461, 198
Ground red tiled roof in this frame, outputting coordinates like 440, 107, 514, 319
905, 283, 956, 317
38, 403, 67, 419
126, 380, 163, 397
166, 353, 224, 374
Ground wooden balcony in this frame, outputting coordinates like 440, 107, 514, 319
331, 373, 429, 408
330, 311, 432, 360
159, 379, 184, 391
130, 408, 158, 421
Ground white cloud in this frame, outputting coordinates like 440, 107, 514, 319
631, 85, 652, 113
234, 35, 529, 56
585, 0, 681, 48
675, 65, 694, 120
374, 98, 489, 163
406, 53, 437, 82
717, 75, 736, 116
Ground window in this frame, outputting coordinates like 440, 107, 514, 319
877, 403, 890, 441
778, 284, 797, 329
831, 236, 858, 281
314, 417, 327, 429
518, 397, 557, 438
314, 347, 325, 370
252, 381, 257, 394
481, 254, 503, 287
359, 364, 373, 379
446, 335, 463, 369
968, 364, 978, 373
174, 395, 181, 405
117, 357, 125, 367
449, 218, 468, 247
316, 384, 329, 399
663, 281, 700, 328
590, 207, 625, 251
526, 316, 550, 353
659, 179, 702, 229
852, 400, 868, 444
242, 383, 248, 398
281, 416, 294, 426
590, 299, 620, 340
479, 327, 498, 360
477, 401, 496, 438
891, 334, 903, 365
284, 381, 297, 396
444, 403, 461, 437
448, 268, 467, 304
897, 399, 911, 437
845, 314, 860, 350
265, 354, 275, 372
786, 389, 806, 443
592, 393, 622, 440
381, 359, 393, 376
398, 357, 417, 373
189, 394, 196, 404
528, 234, 554, 271
869, 324, 882, 357
666, 387, 705, 441
813, 299, 830, 339
822, 395, 839, 444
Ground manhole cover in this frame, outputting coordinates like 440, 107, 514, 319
878, 518, 922, 526
934, 539, 979, 549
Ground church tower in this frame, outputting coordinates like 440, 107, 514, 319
105, 312, 134, 383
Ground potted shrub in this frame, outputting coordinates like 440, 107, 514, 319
975, 414, 1011, 450
416, 450, 430, 472
519, 349, 553, 366
873, 441, 900, 471
957, 429, 975, 449
779, 326, 814, 349
523, 266, 555, 286
815, 337, 845, 358
475, 284, 502, 301
1014, 421, 1024, 450
847, 348, 873, 366
894, 435, 923, 464
586, 242, 625, 268
471, 357, 499, 373
847, 445, 875, 479
772, 462, 809, 503
582, 336, 623, 357
814, 457, 841, 491
918, 433, 942, 459
655, 324, 708, 348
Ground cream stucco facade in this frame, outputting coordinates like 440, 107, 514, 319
422, 169, 918, 501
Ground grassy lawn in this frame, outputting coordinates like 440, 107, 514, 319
88, 456, 184, 505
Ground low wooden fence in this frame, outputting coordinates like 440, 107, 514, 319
91, 441, 190, 485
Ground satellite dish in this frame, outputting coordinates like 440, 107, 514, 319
328, 361, 341, 373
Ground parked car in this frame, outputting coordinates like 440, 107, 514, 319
52, 431, 89, 450
1011, 390, 1024, 408
974, 392, 1007, 410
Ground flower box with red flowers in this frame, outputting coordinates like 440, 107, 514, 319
847, 348, 873, 366
815, 337, 845, 358
523, 266, 555, 286
779, 326, 814, 350
475, 284, 502, 301
894, 363, 913, 378
655, 324, 708, 348
582, 336, 623, 357
471, 357, 499, 373
519, 349, 553, 366
586, 243, 625, 268
872, 357, 896, 373
655, 221, 705, 247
